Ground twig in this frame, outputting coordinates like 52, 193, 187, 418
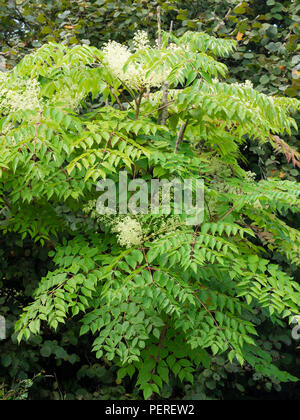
174, 120, 189, 154
147, 322, 168, 400
193, 294, 234, 352
143, 100, 175, 118
158, 83, 169, 125
224, 8, 232, 20
157, 6, 162, 50
158, 20, 173, 125
54, 372, 64, 400
217, 205, 238, 223
204, 195, 213, 222
106, 84, 124, 110
2, 196, 12, 210
142, 247, 154, 283
190, 224, 201, 259
135, 89, 145, 120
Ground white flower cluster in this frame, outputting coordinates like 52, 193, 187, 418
0, 76, 41, 114
0, 71, 8, 83
231, 79, 254, 89
112, 216, 143, 248
245, 170, 257, 182
102, 31, 166, 90
1, 122, 13, 135
102, 40, 131, 79
51, 86, 85, 112
213, 78, 253, 90
244, 80, 254, 89
168, 43, 182, 52
132, 31, 151, 51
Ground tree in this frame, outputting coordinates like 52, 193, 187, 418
1, 29, 299, 399
2, 0, 298, 181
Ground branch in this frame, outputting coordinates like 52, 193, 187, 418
147, 322, 168, 400
108, 85, 124, 110
12, 1, 34, 30
157, 6, 162, 50
135, 89, 145, 120
142, 247, 154, 283
2, 196, 12, 210
143, 100, 175, 118
217, 205, 238, 223
272, 135, 300, 168
194, 294, 234, 353
174, 120, 189, 154
158, 83, 169, 125
158, 21, 173, 126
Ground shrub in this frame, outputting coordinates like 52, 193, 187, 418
1, 30, 300, 399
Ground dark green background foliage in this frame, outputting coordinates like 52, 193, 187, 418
0, 0, 299, 400
1, 1, 299, 96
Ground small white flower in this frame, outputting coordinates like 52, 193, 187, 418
112, 216, 143, 248
133, 31, 150, 51
168, 43, 181, 52
244, 80, 253, 89
50, 86, 85, 111
246, 171, 256, 181
0, 77, 41, 114
102, 32, 167, 90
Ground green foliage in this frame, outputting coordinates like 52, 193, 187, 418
1, 1, 298, 179
0, 378, 36, 400
0, 234, 133, 400
1, 30, 299, 399
1, 1, 299, 97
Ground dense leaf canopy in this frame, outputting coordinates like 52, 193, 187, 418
0, 0, 300, 401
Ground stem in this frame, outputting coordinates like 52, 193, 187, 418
193, 294, 234, 352
143, 100, 175, 118
105, 82, 124, 110
158, 83, 169, 125
157, 6, 162, 50
135, 89, 145, 120
2, 196, 12, 210
158, 20, 173, 125
147, 322, 168, 400
174, 120, 189, 154
217, 205, 238, 223
204, 195, 213, 222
